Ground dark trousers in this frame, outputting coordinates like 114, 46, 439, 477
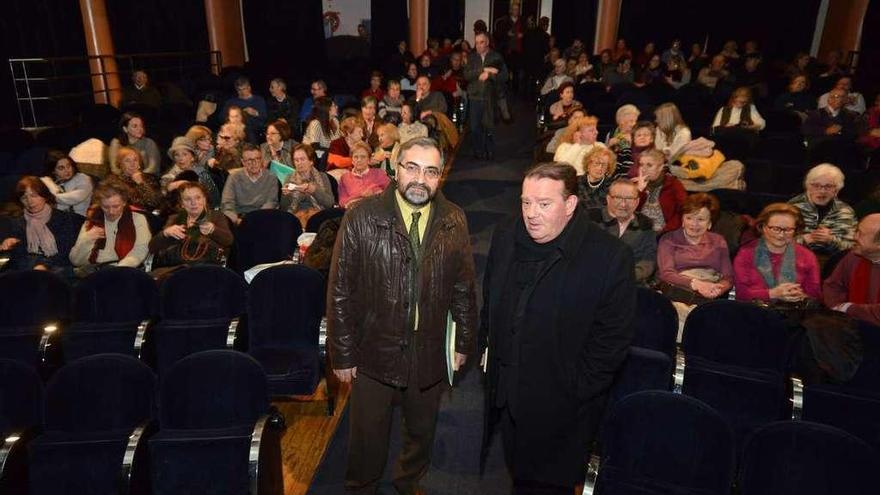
345, 371, 444, 494
468, 99, 494, 158
500, 407, 575, 495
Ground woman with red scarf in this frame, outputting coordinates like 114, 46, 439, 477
69, 179, 151, 276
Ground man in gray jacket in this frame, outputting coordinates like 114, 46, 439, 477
464, 32, 508, 160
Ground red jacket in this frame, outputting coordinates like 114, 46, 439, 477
638, 174, 686, 234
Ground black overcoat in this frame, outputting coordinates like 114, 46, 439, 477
480, 207, 636, 486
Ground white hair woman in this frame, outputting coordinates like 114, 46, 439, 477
787, 163, 856, 255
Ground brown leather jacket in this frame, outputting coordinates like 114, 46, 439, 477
327, 186, 477, 388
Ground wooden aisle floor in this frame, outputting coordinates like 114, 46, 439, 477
276, 378, 350, 495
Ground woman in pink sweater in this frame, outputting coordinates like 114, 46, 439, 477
734, 203, 821, 302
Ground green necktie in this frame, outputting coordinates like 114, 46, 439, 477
409, 211, 421, 256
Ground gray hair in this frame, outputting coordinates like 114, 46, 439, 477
398, 137, 445, 169
270, 78, 287, 91
804, 163, 845, 190
615, 104, 640, 123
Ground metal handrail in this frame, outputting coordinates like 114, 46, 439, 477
9, 50, 222, 128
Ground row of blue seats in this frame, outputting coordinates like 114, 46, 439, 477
0, 350, 283, 494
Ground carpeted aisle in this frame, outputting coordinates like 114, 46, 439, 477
309, 99, 537, 495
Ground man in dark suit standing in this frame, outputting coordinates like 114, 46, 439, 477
481, 162, 636, 493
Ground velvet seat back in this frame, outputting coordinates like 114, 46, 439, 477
44, 353, 156, 433
72, 267, 158, 323
0, 270, 70, 327
305, 207, 345, 234
597, 391, 735, 494
739, 421, 879, 495
234, 210, 301, 272
62, 321, 141, 362
609, 346, 673, 405
159, 265, 247, 320
159, 350, 268, 430
247, 264, 324, 350
0, 359, 43, 436
151, 318, 235, 376
632, 288, 678, 358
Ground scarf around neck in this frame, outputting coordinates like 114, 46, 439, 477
24, 205, 58, 257
754, 238, 797, 289
849, 257, 880, 304
86, 204, 136, 264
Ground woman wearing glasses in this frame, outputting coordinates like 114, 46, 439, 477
788, 163, 856, 256
734, 203, 820, 303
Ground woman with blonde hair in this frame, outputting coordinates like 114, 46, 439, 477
553, 115, 607, 175
113, 146, 162, 211
327, 116, 365, 170
372, 123, 401, 177
185, 125, 214, 168
654, 102, 691, 159
712, 86, 766, 132
577, 147, 617, 208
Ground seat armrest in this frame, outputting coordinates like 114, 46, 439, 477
249, 415, 269, 494
119, 420, 154, 495
227, 317, 240, 348
134, 319, 151, 359
673, 348, 686, 394
583, 453, 600, 495
0, 431, 23, 477
790, 375, 804, 420
39, 323, 61, 363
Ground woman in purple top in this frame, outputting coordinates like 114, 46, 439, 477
338, 141, 390, 208
734, 203, 821, 302
657, 192, 733, 300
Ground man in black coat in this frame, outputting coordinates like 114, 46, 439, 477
481, 162, 636, 493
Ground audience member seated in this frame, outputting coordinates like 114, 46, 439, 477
824, 213, 880, 326
553, 115, 607, 175
298, 79, 328, 125
545, 108, 586, 154
398, 101, 429, 144
577, 147, 617, 208
734, 203, 820, 303
774, 73, 815, 119
69, 180, 150, 273
113, 146, 163, 212
603, 58, 635, 88
378, 80, 405, 125
548, 82, 583, 123
161, 137, 200, 194
606, 104, 639, 178
687, 43, 709, 72
818, 76, 866, 115
108, 112, 161, 175
211, 123, 246, 171
281, 144, 335, 226
3, 176, 82, 274
221, 76, 268, 142
643, 54, 664, 82
736, 54, 767, 98
41, 151, 93, 216
432, 51, 466, 99
339, 142, 391, 208
539, 58, 572, 96
595, 49, 615, 81
418, 53, 438, 79
303, 96, 341, 159
411, 76, 448, 120
121, 70, 161, 108
360, 96, 384, 148
267, 78, 298, 124
572, 52, 595, 84
400, 62, 419, 94
661, 40, 684, 64
635, 41, 656, 69
657, 193, 733, 317
628, 121, 656, 177
372, 123, 401, 177
663, 55, 691, 89
221, 143, 279, 226
327, 117, 365, 171
635, 148, 686, 234
712, 86, 766, 132
224, 105, 253, 143
803, 88, 860, 145
149, 182, 233, 271
654, 103, 692, 159
859, 94, 880, 151
786, 52, 813, 80
588, 178, 657, 284
697, 55, 730, 90
719, 40, 741, 61
186, 125, 214, 169
612, 38, 633, 63
362, 71, 385, 101
261, 119, 295, 167
788, 163, 856, 256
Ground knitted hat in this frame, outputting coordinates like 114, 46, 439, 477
167, 136, 197, 159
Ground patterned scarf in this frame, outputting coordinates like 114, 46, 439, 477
754, 238, 797, 289
24, 205, 58, 256
86, 205, 136, 264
